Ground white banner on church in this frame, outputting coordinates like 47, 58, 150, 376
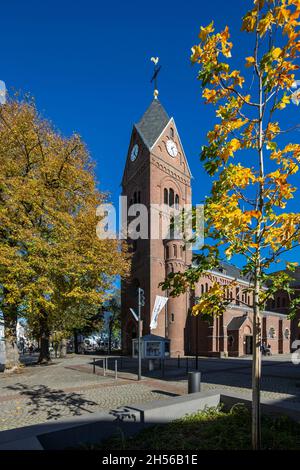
150, 296, 168, 330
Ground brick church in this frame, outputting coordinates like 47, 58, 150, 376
121, 97, 298, 358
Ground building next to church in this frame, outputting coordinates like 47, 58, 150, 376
121, 96, 293, 358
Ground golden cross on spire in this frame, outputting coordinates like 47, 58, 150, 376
150, 57, 161, 100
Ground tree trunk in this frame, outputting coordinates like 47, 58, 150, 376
59, 338, 67, 358
3, 314, 20, 370
38, 334, 51, 363
252, 279, 262, 449
108, 324, 112, 354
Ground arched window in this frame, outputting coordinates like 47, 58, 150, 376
201, 284, 204, 295
171, 313, 175, 322
180, 246, 183, 258
164, 188, 168, 205
173, 244, 177, 257
205, 283, 208, 292
169, 188, 174, 207
175, 194, 179, 208
170, 216, 174, 239
170, 127, 174, 138
284, 328, 290, 339
165, 246, 169, 259
268, 327, 276, 339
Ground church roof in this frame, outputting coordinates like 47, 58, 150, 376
213, 262, 252, 282
227, 315, 248, 331
135, 99, 170, 148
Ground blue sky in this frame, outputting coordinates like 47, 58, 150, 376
2, 0, 300, 268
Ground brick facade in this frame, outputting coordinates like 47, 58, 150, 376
121, 99, 292, 357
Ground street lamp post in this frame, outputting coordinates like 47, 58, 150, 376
137, 287, 145, 381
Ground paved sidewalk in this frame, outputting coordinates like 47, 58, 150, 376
0, 354, 299, 432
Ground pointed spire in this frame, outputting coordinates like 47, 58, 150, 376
135, 99, 170, 149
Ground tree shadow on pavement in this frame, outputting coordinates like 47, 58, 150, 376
5, 383, 98, 421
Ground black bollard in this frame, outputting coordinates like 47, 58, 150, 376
178, 354, 180, 368
188, 371, 201, 394
186, 357, 189, 373
93, 358, 96, 374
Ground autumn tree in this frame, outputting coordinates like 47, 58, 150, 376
162, 0, 300, 450
0, 97, 129, 367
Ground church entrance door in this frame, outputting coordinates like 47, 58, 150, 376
245, 335, 253, 355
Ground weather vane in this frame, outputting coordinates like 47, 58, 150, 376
150, 57, 161, 100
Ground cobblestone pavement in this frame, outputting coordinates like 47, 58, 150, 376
0, 354, 299, 431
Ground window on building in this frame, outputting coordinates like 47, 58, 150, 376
268, 327, 276, 339
173, 244, 177, 257
180, 246, 183, 258
170, 127, 174, 138
169, 188, 174, 207
165, 246, 169, 259
171, 313, 175, 322
164, 188, 168, 205
201, 284, 204, 295
205, 283, 208, 292
170, 216, 174, 239
175, 194, 179, 209
284, 328, 290, 339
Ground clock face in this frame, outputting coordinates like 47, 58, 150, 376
130, 144, 139, 162
166, 140, 178, 157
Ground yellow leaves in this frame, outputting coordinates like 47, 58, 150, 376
199, 21, 215, 42
266, 122, 280, 141
220, 26, 232, 58
228, 70, 245, 88
264, 213, 300, 251
227, 138, 241, 157
277, 93, 291, 109
192, 281, 228, 318
242, 9, 258, 32
271, 47, 283, 60
0, 98, 130, 335
220, 164, 256, 189
190, 45, 203, 63
275, 5, 291, 26
245, 56, 255, 67
203, 88, 217, 103
258, 11, 276, 36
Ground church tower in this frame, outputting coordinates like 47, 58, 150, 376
121, 97, 192, 356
